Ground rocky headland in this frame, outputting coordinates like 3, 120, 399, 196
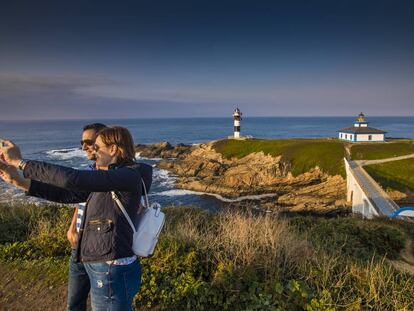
136, 141, 348, 212
135, 141, 193, 159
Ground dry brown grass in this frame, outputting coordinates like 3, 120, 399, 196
163, 207, 414, 310
166, 208, 311, 280
347, 258, 414, 310
302, 248, 414, 310
207, 211, 311, 280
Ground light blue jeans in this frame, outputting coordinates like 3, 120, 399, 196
83, 259, 141, 311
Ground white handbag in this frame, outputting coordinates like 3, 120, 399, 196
111, 178, 165, 257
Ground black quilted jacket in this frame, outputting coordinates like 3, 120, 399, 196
24, 160, 152, 262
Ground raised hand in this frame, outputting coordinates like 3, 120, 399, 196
0, 161, 31, 191
0, 140, 23, 168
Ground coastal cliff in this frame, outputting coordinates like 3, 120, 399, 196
137, 141, 348, 212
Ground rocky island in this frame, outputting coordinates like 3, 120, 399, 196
135, 138, 414, 213
136, 139, 349, 213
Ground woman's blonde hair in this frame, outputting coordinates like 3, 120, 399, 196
98, 126, 135, 163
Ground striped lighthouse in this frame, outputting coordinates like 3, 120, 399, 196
233, 108, 242, 138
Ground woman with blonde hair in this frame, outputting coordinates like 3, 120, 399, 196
0, 126, 152, 311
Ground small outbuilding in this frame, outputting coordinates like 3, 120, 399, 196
338, 113, 386, 143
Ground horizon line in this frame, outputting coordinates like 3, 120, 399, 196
2, 115, 414, 122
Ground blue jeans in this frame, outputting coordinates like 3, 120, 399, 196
67, 249, 91, 311
84, 259, 142, 311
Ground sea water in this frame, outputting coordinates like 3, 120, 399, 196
0, 117, 413, 209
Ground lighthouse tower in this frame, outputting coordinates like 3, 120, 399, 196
233, 108, 242, 138
354, 112, 368, 127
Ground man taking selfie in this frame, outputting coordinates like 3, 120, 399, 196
67, 123, 106, 311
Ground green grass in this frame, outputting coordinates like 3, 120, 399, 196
289, 216, 406, 260
364, 158, 414, 192
212, 138, 346, 177
1, 204, 413, 310
350, 140, 414, 160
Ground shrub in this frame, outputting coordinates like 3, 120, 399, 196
289, 216, 406, 260
0, 203, 72, 260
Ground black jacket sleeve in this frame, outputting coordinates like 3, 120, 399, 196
23, 160, 141, 192
137, 163, 153, 194
27, 180, 90, 203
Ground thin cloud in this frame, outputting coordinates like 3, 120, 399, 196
0, 73, 112, 95
72, 79, 414, 109
1, 73, 413, 120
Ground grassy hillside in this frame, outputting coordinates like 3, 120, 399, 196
212, 139, 346, 177
350, 140, 414, 160
1, 203, 413, 310
365, 158, 414, 192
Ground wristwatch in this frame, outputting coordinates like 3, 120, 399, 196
18, 159, 27, 171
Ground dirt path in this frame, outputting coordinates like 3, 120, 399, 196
0, 265, 68, 311
391, 238, 414, 276
0, 263, 148, 311
355, 153, 414, 167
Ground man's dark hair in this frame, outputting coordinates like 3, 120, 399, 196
83, 123, 107, 132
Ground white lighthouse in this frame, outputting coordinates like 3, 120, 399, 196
233, 108, 242, 138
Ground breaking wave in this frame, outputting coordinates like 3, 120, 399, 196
153, 168, 176, 188
135, 152, 163, 161
45, 148, 85, 160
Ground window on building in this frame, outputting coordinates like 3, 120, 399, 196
345, 134, 348, 139
368, 135, 372, 141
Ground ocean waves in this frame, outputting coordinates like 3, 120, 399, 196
45, 148, 85, 160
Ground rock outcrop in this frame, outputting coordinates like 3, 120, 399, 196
157, 142, 348, 211
387, 189, 414, 205
135, 141, 192, 158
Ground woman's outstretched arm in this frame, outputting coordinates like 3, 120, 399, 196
23, 160, 141, 192
0, 161, 89, 203
28, 180, 90, 203
1, 139, 142, 193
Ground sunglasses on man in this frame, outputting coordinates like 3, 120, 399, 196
80, 139, 94, 146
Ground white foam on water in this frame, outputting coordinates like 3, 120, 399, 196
46, 148, 85, 160
135, 152, 163, 161
0, 185, 44, 205
153, 168, 176, 188
156, 189, 278, 202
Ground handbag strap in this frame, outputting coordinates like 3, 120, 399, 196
111, 178, 149, 234
142, 177, 150, 208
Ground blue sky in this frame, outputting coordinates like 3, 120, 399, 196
1, 0, 414, 120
